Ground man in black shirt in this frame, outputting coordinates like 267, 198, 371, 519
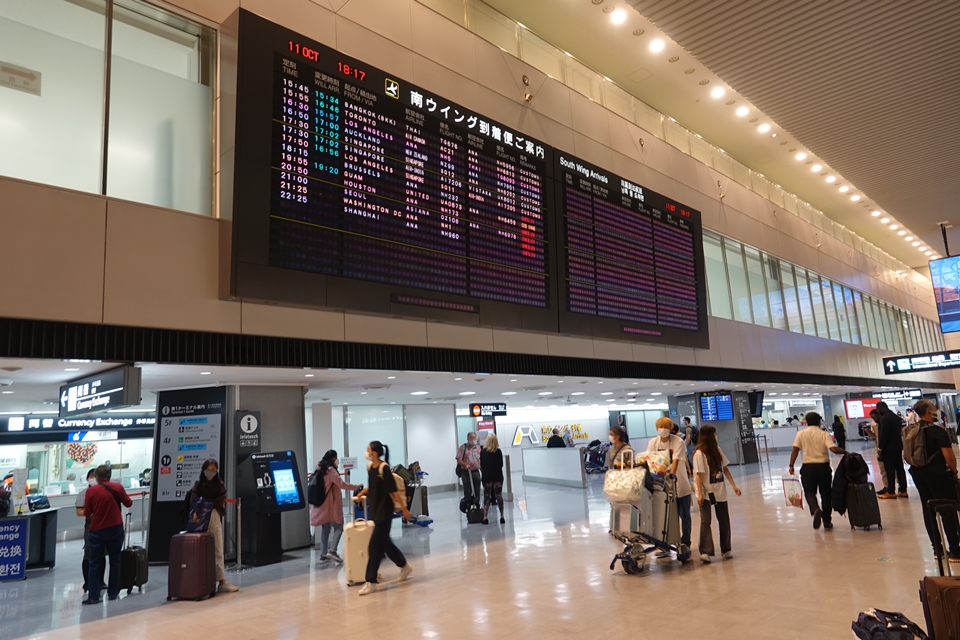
877, 401, 908, 498
546, 428, 566, 448
908, 400, 960, 563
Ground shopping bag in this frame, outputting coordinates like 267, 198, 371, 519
782, 475, 803, 509
604, 452, 648, 504
185, 497, 214, 532
636, 450, 672, 490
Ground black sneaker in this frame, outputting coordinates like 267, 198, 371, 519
823, 521, 834, 530
813, 508, 822, 530
876, 488, 888, 496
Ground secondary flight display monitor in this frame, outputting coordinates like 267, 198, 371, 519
230, 11, 556, 331
554, 154, 708, 347
929, 256, 960, 333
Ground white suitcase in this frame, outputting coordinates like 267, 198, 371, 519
610, 503, 639, 533
343, 499, 375, 586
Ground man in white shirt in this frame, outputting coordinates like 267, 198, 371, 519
789, 412, 847, 530
648, 417, 693, 555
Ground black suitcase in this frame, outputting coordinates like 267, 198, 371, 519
847, 482, 882, 531
467, 503, 484, 524
119, 513, 148, 594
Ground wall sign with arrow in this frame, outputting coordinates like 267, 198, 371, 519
1, 61, 41, 96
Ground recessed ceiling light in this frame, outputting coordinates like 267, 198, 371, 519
304, 374, 314, 378
770, 133, 778, 138
905, 236, 914, 241
606, 399, 616, 402
871, 210, 882, 217
735, 106, 748, 117
850, 195, 860, 201
598, 381, 604, 384
649, 39, 664, 53
811, 164, 822, 172
897, 230, 906, 236
459, 391, 475, 396
839, 185, 849, 192
913, 241, 921, 246
502, 391, 517, 396
919, 246, 927, 252
890, 224, 899, 230
825, 176, 836, 183
200, 372, 211, 375
510, 379, 517, 382
758, 124, 770, 133
651, 392, 662, 396
360, 392, 367, 395
710, 86, 725, 99
1, 391, 13, 395
610, 8, 627, 24
538, 391, 553, 396
557, 380, 564, 383
410, 391, 429, 396
627, 398, 636, 402
601, 392, 613, 396
64, 368, 80, 372
926, 251, 933, 256
881, 217, 890, 224
454, 377, 462, 381
571, 392, 585, 396
795, 152, 807, 161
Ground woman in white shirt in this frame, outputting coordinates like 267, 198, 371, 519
693, 425, 742, 563
647, 417, 693, 554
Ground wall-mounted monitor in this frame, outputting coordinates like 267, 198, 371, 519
700, 394, 734, 422
929, 255, 960, 333
747, 391, 765, 418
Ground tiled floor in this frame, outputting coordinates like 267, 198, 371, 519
0, 439, 945, 639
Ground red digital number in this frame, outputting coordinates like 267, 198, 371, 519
288, 41, 319, 61
665, 202, 676, 212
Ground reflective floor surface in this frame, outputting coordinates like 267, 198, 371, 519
0, 439, 944, 639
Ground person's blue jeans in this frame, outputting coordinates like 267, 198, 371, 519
87, 524, 123, 600
676, 494, 692, 547
319, 522, 344, 557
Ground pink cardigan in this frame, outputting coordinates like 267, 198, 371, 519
310, 467, 361, 526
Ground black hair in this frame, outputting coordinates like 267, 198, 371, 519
876, 401, 889, 412
609, 426, 628, 444
86, 469, 97, 479
369, 441, 390, 464
198, 458, 219, 482
317, 449, 338, 478
805, 412, 822, 426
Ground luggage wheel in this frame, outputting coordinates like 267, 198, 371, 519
127, 588, 133, 595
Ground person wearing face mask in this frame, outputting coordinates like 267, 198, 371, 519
608, 426, 633, 469
310, 450, 362, 564
647, 417, 693, 554
456, 432, 483, 506
75, 469, 105, 595
187, 460, 238, 593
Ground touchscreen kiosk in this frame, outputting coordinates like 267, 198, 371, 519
237, 451, 305, 566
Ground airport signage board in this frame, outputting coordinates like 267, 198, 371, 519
59, 366, 142, 418
470, 403, 507, 418
883, 351, 960, 375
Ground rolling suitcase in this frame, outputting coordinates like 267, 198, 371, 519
344, 498, 375, 586
919, 498, 960, 638
167, 532, 217, 601
119, 513, 148, 594
610, 503, 639, 534
466, 502, 484, 524
847, 482, 882, 531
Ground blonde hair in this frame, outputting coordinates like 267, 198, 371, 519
484, 432, 499, 452
655, 416, 674, 431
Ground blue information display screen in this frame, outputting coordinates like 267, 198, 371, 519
270, 459, 301, 507
700, 394, 734, 422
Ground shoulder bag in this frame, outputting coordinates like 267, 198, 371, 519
604, 450, 648, 505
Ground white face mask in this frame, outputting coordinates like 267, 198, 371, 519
87, 478, 98, 487
608, 435, 616, 444
203, 470, 216, 480
363, 451, 372, 461
468, 439, 477, 446
658, 428, 671, 438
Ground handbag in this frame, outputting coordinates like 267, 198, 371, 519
782, 475, 803, 509
604, 451, 647, 504
186, 497, 215, 532
27, 495, 51, 511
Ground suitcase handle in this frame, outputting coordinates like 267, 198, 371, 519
124, 512, 132, 549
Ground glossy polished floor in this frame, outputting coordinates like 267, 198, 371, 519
1, 439, 945, 639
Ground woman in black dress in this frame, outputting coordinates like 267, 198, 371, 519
480, 432, 505, 525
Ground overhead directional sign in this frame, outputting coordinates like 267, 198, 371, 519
883, 351, 960, 375
59, 366, 142, 418
876, 388, 923, 401
470, 402, 507, 418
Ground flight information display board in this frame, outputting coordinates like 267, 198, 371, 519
554, 155, 707, 346
229, 11, 708, 347
700, 394, 734, 422
232, 11, 556, 330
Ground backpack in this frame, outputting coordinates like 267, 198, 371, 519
307, 470, 328, 507
903, 422, 931, 468
851, 608, 928, 640
379, 463, 406, 512
689, 426, 700, 446
842, 453, 870, 484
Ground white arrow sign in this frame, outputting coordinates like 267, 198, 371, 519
886, 361, 897, 372
61, 391, 68, 407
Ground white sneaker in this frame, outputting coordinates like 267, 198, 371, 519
700, 554, 712, 563
358, 582, 377, 596
655, 549, 671, 559
399, 564, 413, 582
722, 551, 733, 560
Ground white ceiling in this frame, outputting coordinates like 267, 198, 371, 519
484, 0, 960, 268
0, 358, 929, 416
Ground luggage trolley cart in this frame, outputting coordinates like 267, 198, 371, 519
610, 474, 691, 575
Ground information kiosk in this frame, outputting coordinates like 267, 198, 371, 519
236, 451, 305, 566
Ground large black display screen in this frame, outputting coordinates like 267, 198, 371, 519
230, 10, 707, 346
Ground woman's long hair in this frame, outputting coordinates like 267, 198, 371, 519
484, 432, 499, 452
198, 458, 218, 482
694, 425, 723, 478
317, 449, 338, 479
370, 441, 390, 464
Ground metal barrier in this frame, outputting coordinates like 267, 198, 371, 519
226, 497, 248, 574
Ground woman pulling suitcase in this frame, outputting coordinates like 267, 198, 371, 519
187, 460, 239, 593
352, 441, 414, 596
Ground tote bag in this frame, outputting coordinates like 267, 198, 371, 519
604, 452, 647, 504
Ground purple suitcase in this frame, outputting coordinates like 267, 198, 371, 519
167, 532, 217, 601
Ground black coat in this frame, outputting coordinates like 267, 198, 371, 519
546, 435, 566, 448
877, 411, 904, 461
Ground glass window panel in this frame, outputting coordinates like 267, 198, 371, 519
518, 27, 563, 79
853, 292, 873, 347
105, 0, 214, 215
469, 1, 518, 54
703, 233, 732, 320
844, 287, 860, 345
894, 310, 908, 352
872, 298, 889, 350
723, 239, 752, 323
902, 312, 915, 352
910, 314, 922, 352
781, 263, 803, 333
882, 304, 900, 352
346, 406, 407, 465
814, 278, 838, 340
0, 0, 106, 192
922, 319, 932, 352
832, 282, 851, 342
762, 254, 787, 330
744, 247, 770, 327
796, 269, 819, 337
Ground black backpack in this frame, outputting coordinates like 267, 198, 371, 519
689, 426, 700, 446
307, 470, 328, 507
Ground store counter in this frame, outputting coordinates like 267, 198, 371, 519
1, 508, 58, 570
521, 447, 586, 488
754, 425, 802, 450
45, 491, 151, 542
